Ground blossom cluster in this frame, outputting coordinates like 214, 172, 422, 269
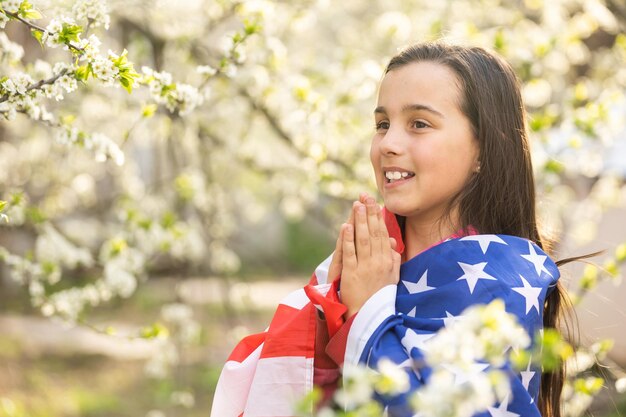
0, 32, 24, 64
144, 303, 201, 380
55, 126, 125, 166
140, 67, 204, 115
314, 300, 529, 417
72, 0, 110, 30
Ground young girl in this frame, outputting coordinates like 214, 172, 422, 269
211, 42, 566, 417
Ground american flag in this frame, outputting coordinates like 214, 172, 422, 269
211, 210, 558, 417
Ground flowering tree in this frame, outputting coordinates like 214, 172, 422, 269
1, 0, 626, 415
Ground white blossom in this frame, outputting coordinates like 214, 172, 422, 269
42, 17, 78, 48
425, 299, 530, 369
33, 60, 53, 79
334, 363, 375, 410
77, 34, 102, 62
173, 83, 204, 115
0, 12, 9, 29
374, 358, 410, 395
171, 391, 195, 408
616, 377, 626, 394
145, 340, 178, 379
72, 0, 111, 29
1, 0, 21, 13
104, 262, 137, 298
412, 370, 501, 417
35, 223, 94, 269
161, 303, 193, 324
196, 65, 217, 76
90, 56, 119, 85
0, 32, 24, 63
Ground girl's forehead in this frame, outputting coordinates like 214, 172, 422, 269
377, 62, 463, 110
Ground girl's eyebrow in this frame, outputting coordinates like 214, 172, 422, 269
374, 103, 445, 118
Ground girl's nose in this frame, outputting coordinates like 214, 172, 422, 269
379, 127, 404, 155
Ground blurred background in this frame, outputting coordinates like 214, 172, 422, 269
1, 0, 625, 416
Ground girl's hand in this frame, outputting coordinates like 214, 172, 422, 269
327, 193, 371, 282
340, 198, 401, 318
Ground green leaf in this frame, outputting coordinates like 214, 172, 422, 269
110, 50, 140, 93
161, 211, 177, 229
109, 238, 127, 257
243, 18, 261, 35
58, 23, 83, 45
140, 322, 169, 339
25, 206, 46, 223
75, 65, 91, 81
22, 9, 41, 19
0, 200, 7, 212
615, 243, 626, 262
580, 264, 598, 291
31, 28, 44, 45
574, 377, 604, 395
544, 159, 564, 174
141, 103, 157, 118
537, 328, 573, 371
493, 29, 506, 52
17, 1, 43, 20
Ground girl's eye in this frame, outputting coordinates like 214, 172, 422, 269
376, 121, 390, 130
412, 120, 429, 129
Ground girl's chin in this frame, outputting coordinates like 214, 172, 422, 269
380, 200, 413, 217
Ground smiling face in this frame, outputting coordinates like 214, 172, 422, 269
370, 61, 479, 229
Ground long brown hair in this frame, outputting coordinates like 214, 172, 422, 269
385, 42, 566, 417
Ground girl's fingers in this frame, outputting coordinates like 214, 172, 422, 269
328, 224, 344, 281
354, 202, 370, 259
341, 223, 357, 270
365, 197, 383, 254
377, 203, 391, 261
391, 249, 401, 284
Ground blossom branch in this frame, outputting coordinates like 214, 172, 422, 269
3, 9, 46, 31
0, 68, 70, 103
238, 87, 356, 175
3, 10, 84, 54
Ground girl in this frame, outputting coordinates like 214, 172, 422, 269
211, 42, 567, 417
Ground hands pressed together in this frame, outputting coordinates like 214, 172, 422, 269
328, 193, 401, 318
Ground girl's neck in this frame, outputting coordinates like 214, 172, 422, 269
402, 215, 461, 262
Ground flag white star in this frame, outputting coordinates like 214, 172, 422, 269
512, 274, 542, 314
460, 234, 507, 254
439, 311, 463, 328
401, 328, 434, 352
402, 270, 435, 294
407, 306, 416, 317
398, 357, 421, 379
521, 241, 552, 277
488, 394, 520, 417
457, 262, 497, 294
442, 363, 489, 385
520, 359, 535, 392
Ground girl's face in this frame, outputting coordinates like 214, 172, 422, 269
370, 61, 479, 227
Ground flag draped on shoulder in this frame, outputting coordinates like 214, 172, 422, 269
210, 253, 340, 417
344, 234, 559, 416
210, 209, 559, 417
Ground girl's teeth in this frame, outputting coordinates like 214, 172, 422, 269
385, 171, 415, 183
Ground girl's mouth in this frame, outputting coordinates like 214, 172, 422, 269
385, 170, 415, 184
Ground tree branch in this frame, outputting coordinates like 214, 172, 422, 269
236, 86, 356, 176
3, 10, 84, 54
0, 68, 70, 103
